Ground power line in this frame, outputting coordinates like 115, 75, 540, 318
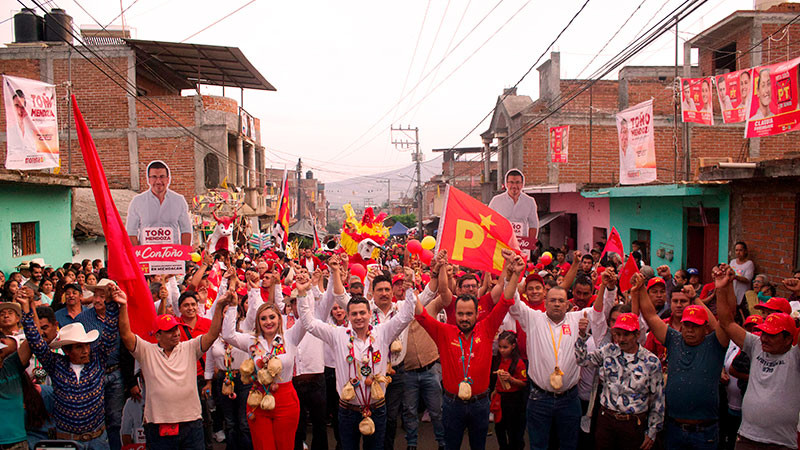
574, 0, 648, 79
180, 0, 256, 43
404, 0, 452, 117
390, 0, 433, 125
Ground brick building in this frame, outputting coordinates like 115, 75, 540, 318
469, 3, 800, 282
0, 31, 276, 215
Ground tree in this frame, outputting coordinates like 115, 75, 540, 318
390, 214, 417, 229
326, 219, 342, 235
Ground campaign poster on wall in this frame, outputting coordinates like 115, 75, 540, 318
715, 68, 752, 123
3, 75, 59, 170
549, 125, 569, 163
745, 56, 800, 138
680, 77, 714, 126
616, 99, 656, 185
126, 160, 193, 275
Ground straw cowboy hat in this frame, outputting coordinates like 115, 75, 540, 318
50, 323, 99, 349
0, 302, 21, 317
86, 278, 117, 293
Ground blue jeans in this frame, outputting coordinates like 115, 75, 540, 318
403, 362, 445, 446
665, 419, 718, 450
441, 393, 491, 450
217, 380, 253, 450
144, 419, 205, 450
56, 429, 109, 450
104, 369, 125, 450
384, 364, 404, 450
338, 404, 387, 450
526, 385, 581, 450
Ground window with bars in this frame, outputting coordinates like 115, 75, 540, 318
11, 222, 38, 257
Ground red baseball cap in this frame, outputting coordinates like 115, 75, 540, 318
755, 313, 798, 338
612, 313, 640, 332
525, 274, 544, 287
647, 277, 666, 290
754, 297, 791, 315
391, 274, 404, 285
681, 305, 709, 325
155, 314, 180, 332
744, 315, 764, 328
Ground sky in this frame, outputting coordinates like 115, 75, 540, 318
2, 0, 755, 182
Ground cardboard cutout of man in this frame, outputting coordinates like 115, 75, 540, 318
126, 160, 192, 247
489, 168, 539, 240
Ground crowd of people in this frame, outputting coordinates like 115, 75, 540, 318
1, 234, 800, 450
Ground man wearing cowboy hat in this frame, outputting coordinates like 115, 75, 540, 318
18, 285, 121, 449
0, 302, 24, 345
78, 278, 126, 450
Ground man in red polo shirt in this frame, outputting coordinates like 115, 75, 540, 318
415, 249, 523, 450
439, 270, 505, 326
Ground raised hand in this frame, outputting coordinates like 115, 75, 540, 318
578, 311, 589, 337
295, 272, 312, 295
656, 265, 671, 279
602, 267, 618, 289
328, 254, 341, 273
513, 254, 526, 275
713, 264, 735, 289
109, 285, 128, 305
783, 278, 800, 294
14, 287, 32, 308
681, 284, 697, 300
630, 273, 645, 292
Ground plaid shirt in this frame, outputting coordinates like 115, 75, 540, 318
22, 302, 119, 434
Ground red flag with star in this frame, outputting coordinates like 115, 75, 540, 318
435, 185, 521, 275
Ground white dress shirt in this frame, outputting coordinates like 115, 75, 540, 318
488, 191, 540, 238
126, 189, 192, 244
204, 338, 250, 381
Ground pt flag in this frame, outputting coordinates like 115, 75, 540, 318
272, 170, 290, 252
549, 125, 569, 163
599, 226, 624, 262
745, 56, 800, 138
436, 185, 520, 275
72, 95, 156, 340
680, 77, 714, 125
3, 75, 59, 170
617, 99, 656, 185
715, 68, 751, 123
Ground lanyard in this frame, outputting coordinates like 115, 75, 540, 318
548, 322, 563, 367
458, 333, 475, 382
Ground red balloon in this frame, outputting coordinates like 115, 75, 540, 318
540, 254, 552, 265
407, 239, 422, 255
349, 263, 367, 282
420, 249, 434, 266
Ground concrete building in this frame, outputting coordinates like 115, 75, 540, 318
0, 169, 87, 274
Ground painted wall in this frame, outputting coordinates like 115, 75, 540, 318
0, 183, 73, 275
549, 193, 610, 253
606, 187, 730, 274
73, 238, 107, 264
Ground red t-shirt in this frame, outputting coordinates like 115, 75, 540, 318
699, 283, 715, 300
643, 316, 672, 372
416, 296, 513, 396
179, 316, 212, 377
495, 357, 527, 393
444, 291, 496, 326
556, 262, 571, 276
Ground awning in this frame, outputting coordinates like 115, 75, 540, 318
388, 221, 408, 236
538, 211, 566, 228
125, 39, 276, 91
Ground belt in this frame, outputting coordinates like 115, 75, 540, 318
668, 417, 717, 432
530, 382, 576, 398
293, 373, 323, 383
600, 406, 647, 423
409, 360, 438, 373
338, 398, 386, 412
105, 364, 120, 374
55, 425, 105, 442
443, 389, 489, 403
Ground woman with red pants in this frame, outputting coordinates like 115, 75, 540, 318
221, 273, 311, 450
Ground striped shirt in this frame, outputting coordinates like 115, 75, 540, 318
21, 302, 119, 434
77, 307, 121, 367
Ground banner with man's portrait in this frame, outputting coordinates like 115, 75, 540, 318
3, 75, 59, 170
616, 99, 656, 185
745, 56, 800, 138
680, 77, 714, 126
549, 125, 569, 163
715, 68, 752, 123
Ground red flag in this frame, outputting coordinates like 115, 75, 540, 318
71, 95, 156, 340
618, 253, 640, 292
600, 226, 624, 261
436, 186, 520, 275
272, 171, 290, 251
312, 215, 321, 250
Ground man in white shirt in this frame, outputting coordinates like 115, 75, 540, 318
488, 169, 539, 240
126, 160, 192, 247
509, 285, 585, 450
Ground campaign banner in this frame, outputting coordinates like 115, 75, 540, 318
616, 99, 656, 185
745, 56, 800, 138
715, 68, 751, 123
140, 260, 186, 275
133, 244, 193, 263
549, 125, 569, 163
680, 77, 714, 126
3, 75, 59, 170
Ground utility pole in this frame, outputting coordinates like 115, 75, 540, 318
376, 178, 391, 208
296, 158, 302, 220
391, 125, 423, 236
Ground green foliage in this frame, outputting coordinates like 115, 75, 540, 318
390, 214, 417, 228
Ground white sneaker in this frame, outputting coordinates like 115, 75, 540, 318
214, 430, 226, 442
